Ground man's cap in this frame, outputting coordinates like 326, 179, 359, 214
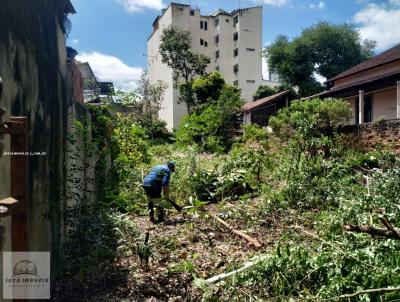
167, 161, 176, 172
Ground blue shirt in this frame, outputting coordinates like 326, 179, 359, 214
143, 165, 171, 191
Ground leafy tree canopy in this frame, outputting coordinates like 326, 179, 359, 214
192, 71, 225, 105
269, 98, 352, 145
160, 25, 210, 113
253, 84, 293, 101
265, 22, 376, 96
176, 85, 244, 152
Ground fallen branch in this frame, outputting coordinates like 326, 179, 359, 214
206, 255, 269, 283
322, 286, 400, 301
378, 214, 400, 238
342, 224, 400, 239
211, 214, 262, 248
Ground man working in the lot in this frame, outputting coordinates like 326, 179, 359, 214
142, 161, 182, 223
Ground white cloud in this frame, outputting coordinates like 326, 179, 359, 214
261, 0, 289, 7
76, 52, 143, 91
354, 2, 400, 51
118, 0, 165, 12
309, 1, 325, 9
389, 0, 400, 5
72, 39, 79, 44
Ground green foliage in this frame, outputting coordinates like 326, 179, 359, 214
109, 113, 150, 212
160, 25, 210, 112
252, 84, 293, 101
266, 22, 376, 96
136, 71, 169, 140
113, 113, 150, 173
192, 71, 225, 105
241, 124, 269, 143
211, 156, 400, 301
270, 98, 352, 146
176, 85, 244, 152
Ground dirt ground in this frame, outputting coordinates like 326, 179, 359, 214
107, 200, 283, 301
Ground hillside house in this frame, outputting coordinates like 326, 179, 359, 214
242, 90, 298, 126
314, 43, 400, 124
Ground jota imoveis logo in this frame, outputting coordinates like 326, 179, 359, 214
3, 252, 50, 299
13, 259, 39, 277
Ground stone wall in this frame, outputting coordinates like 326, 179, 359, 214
340, 119, 400, 153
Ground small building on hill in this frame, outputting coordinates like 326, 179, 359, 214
312, 43, 400, 124
242, 90, 298, 126
76, 62, 99, 103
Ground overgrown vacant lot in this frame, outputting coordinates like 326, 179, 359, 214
112, 199, 282, 301
57, 99, 400, 302
105, 145, 400, 301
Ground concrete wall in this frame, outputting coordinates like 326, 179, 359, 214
236, 7, 263, 101
0, 0, 98, 287
147, 6, 176, 130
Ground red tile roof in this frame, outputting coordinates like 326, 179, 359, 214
242, 90, 297, 111
329, 43, 400, 82
309, 69, 400, 99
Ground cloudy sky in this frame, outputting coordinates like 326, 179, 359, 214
69, 0, 400, 90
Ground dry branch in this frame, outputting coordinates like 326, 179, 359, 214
211, 214, 262, 248
378, 214, 400, 238
323, 286, 400, 301
206, 259, 260, 283
343, 224, 400, 239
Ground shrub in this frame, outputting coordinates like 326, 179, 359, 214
176, 85, 244, 152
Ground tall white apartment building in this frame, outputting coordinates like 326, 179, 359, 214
147, 3, 264, 130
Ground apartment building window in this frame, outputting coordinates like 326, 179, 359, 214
233, 32, 238, 41
233, 64, 239, 74
200, 21, 203, 29
215, 35, 219, 44
247, 80, 256, 83
190, 10, 195, 16
246, 48, 255, 52
233, 80, 239, 86
204, 41, 208, 47
200, 39, 204, 46
233, 48, 239, 57
226, 18, 230, 23
215, 18, 219, 27
216, 66, 220, 71
215, 50, 220, 59
204, 21, 208, 30
233, 15, 239, 26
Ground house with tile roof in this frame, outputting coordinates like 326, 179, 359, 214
313, 43, 400, 124
242, 90, 298, 126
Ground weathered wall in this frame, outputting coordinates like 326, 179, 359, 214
0, 0, 97, 287
340, 119, 400, 153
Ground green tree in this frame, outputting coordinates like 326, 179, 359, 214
192, 71, 225, 105
136, 72, 168, 139
176, 85, 244, 152
266, 22, 376, 96
159, 25, 210, 113
269, 98, 352, 155
252, 84, 293, 101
